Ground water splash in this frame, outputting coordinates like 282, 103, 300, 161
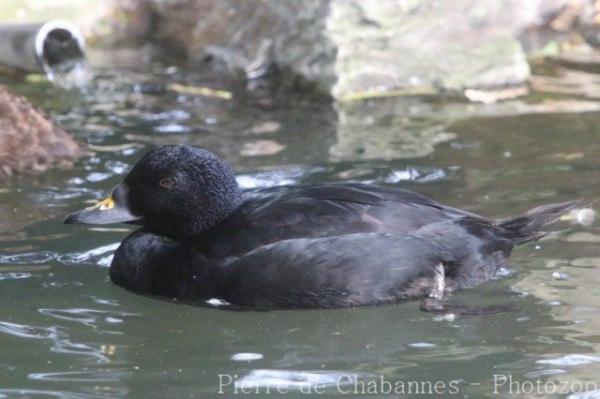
48, 61, 92, 90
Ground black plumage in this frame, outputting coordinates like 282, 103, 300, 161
65, 145, 577, 310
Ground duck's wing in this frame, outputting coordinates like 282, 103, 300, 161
199, 183, 482, 257
222, 220, 515, 310
221, 233, 447, 309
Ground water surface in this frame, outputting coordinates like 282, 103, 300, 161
1, 51, 600, 398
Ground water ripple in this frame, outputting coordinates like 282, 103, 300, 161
104, 160, 129, 175
231, 353, 264, 362
153, 124, 192, 133
236, 166, 310, 189
0, 252, 56, 265
86, 172, 112, 183
382, 166, 458, 184
141, 109, 190, 121
28, 370, 126, 383
90, 298, 120, 307
569, 389, 600, 399
0, 322, 61, 340
0, 321, 110, 363
0, 272, 33, 281
58, 243, 120, 267
537, 354, 600, 366
0, 389, 114, 399
38, 308, 140, 329
50, 340, 111, 363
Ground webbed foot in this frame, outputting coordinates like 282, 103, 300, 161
419, 263, 518, 316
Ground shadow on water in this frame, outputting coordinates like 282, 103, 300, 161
1, 48, 600, 397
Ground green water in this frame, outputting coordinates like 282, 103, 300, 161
1, 52, 600, 398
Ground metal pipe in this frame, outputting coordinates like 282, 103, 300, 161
0, 20, 85, 80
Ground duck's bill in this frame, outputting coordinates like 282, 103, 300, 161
64, 184, 140, 225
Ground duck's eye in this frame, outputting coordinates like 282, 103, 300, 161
159, 177, 176, 190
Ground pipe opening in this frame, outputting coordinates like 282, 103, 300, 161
42, 27, 84, 68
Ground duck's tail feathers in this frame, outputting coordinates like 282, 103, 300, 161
496, 200, 581, 245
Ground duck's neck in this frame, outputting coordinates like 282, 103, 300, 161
155, 185, 244, 240
189, 187, 244, 238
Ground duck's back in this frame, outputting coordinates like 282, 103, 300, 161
197, 183, 480, 258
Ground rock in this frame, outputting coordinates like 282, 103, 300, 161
0, 85, 84, 179
137, 0, 547, 98
150, 0, 336, 88
567, 0, 600, 47
328, 0, 534, 98
9, 0, 600, 98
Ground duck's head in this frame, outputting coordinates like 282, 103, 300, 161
64, 145, 243, 239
